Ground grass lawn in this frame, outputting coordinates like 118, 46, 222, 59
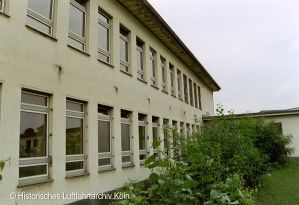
256, 159, 299, 205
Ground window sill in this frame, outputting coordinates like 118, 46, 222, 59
171, 93, 177, 98
97, 59, 114, 69
137, 78, 147, 84
17, 178, 53, 188
98, 166, 116, 173
151, 84, 159, 90
162, 89, 169, 94
178, 97, 183, 101
65, 172, 90, 179
25, 25, 57, 41
122, 163, 135, 169
0, 11, 10, 18
120, 69, 133, 77
67, 45, 90, 57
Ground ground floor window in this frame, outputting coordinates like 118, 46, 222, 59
121, 110, 133, 166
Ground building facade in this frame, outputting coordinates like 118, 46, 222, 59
0, 0, 220, 204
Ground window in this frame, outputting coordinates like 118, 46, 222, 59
177, 70, 182, 99
198, 86, 202, 110
120, 26, 130, 73
136, 38, 145, 80
160, 57, 167, 91
186, 123, 191, 137
121, 110, 133, 166
150, 48, 157, 86
169, 64, 175, 95
192, 124, 196, 134
189, 79, 193, 106
180, 122, 184, 135
183, 74, 188, 103
163, 119, 169, 155
0, 0, 4, 12
152, 117, 159, 158
68, 0, 87, 51
98, 10, 111, 63
138, 114, 147, 163
19, 90, 50, 185
98, 105, 113, 171
27, 0, 54, 35
194, 83, 198, 108
66, 99, 86, 177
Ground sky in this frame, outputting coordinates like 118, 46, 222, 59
148, 0, 299, 114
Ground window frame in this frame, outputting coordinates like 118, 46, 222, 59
194, 83, 198, 108
0, 0, 4, 13
68, 0, 87, 51
98, 9, 111, 64
169, 64, 175, 95
27, 0, 55, 36
177, 69, 182, 99
189, 79, 194, 106
136, 39, 145, 80
183, 74, 189, 104
150, 48, 157, 86
65, 99, 86, 177
160, 57, 167, 91
119, 26, 130, 73
19, 91, 50, 184
138, 114, 147, 164
198, 86, 202, 110
98, 106, 113, 171
152, 117, 159, 156
121, 111, 133, 166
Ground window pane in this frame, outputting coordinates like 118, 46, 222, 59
68, 37, 84, 51
122, 156, 131, 163
98, 24, 109, 51
120, 64, 128, 72
136, 49, 143, 71
194, 84, 198, 108
20, 112, 47, 158
150, 59, 155, 77
0, 0, 3, 11
189, 80, 193, 105
152, 127, 158, 141
98, 158, 111, 166
66, 161, 83, 171
120, 38, 128, 62
21, 92, 47, 106
98, 120, 110, 153
28, 0, 52, 19
184, 75, 188, 103
121, 123, 130, 151
66, 101, 83, 112
19, 165, 47, 178
66, 117, 83, 155
69, 3, 85, 37
99, 13, 109, 24
140, 155, 146, 160
98, 52, 109, 63
139, 126, 146, 150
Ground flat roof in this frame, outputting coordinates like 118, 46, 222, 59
116, 0, 221, 91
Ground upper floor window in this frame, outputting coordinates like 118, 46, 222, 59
98, 10, 111, 63
150, 48, 157, 86
98, 105, 113, 171
189, 79, 194, 106
0, 0, 4, 12
136, 38, 145, 80
177, 70, 182, 99
194, 83, 198, 108
27, 0, 54, 35
121, 110, 133, 166
198, 86, 202, 110
183, 74, 189, 104
68, 0, 87, 51
120, 26, 130, 73
19, 90, 51, 185
138, 113, 147, 163
66, 99, 87, 177
169, 64, 175, 95
160, 56, 167, 91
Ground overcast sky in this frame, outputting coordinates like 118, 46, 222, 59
148, 0, 299, 114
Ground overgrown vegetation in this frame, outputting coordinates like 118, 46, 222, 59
116, 106, 293, 205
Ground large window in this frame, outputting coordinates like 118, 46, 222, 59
27, 0, 54, 35
189, 79, 194, 106
183, 74, 189, 103
160, 56, 167, 91
169, 64, 175, 96
198, 86, 202, 110
68, 0, 87, 51
121, 110, 133, 166
66, 99, 86, 177
152, 116, 159, 158
120, 26, 130, 73
136, 38, 145, 80
19, 90, 50, 185
138, 114, 147, 163
177, 70, 182, 99
98, 10, 111, 63
150, 48, 157, 86
98, 105, 113, 171
194, 83, 198, 108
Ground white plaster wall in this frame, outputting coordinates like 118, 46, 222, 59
0, 0, 216, 204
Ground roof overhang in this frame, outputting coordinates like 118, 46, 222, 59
115, 0, 221, 91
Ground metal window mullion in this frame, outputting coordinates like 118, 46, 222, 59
27, 9, 53, 26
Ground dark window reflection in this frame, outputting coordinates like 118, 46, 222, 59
98, 158, 110, 166
20, 112, 47, 158
98, 121, 110, 153
66, 117, 83, 155
139, 126, 145, 150
66, 161, 83, 171
19, 165, 47, 178
121, 123, 130, 151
